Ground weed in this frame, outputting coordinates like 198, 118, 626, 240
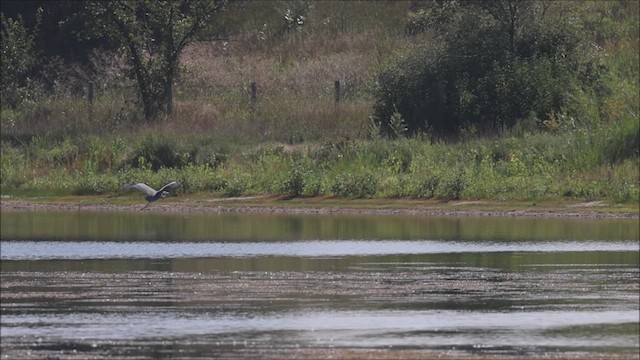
126, 133, 193, 170
414, 173, 440, 199
437, 168, 467, 200
330, 172, 378, 198
224, 173, 251, 197
74, 171, 117, 195
280, 167, 305, 197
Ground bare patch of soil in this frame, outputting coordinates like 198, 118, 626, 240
1, 198, 637, 219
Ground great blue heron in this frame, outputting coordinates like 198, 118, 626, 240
123, 181, 181, 209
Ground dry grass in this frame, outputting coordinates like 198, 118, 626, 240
2, 1, 415, 143
178, 34, 388, 100
174, 28, 387, 141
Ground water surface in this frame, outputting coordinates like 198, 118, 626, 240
1, 210, 638, 359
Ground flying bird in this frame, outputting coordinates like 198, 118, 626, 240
123, 181, 181, 209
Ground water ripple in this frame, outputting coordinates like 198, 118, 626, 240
1, 240, 638, 260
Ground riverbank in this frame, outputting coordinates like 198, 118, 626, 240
1, 195, 638, 219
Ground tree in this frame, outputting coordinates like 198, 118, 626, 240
1, 9, 41, 108
469, 0, 540, 54
2, 1, 106, 63
372, 0, 594, 139
85, 0, 224, 121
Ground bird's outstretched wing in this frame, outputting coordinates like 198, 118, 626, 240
123, 182, 157, 196
158, 181, 181, 193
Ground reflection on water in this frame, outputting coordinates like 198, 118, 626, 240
1, 210, 638, 359
2, 240, 638, 260
2, 310, 637, 347
2, 210, 638, 242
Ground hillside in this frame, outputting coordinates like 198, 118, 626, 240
0, 0, 638, 206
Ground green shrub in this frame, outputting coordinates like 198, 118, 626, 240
74, 171, 117, 195
330, 172, 378, 198
49, 138, 79, 167
178, 164, 226, 193
602, 115, 639, 164
1, 11, 41, 109
82, 136, 127, 173
414, 173, 440, 198
562, 181, 603, 201
279, 166, 305, 197
372, 45, 452, 136
302, 171, 323, 196
0, 144, 30, 191
20, 167, 75, 193
437, 168, 467, 200
381, 175, 413, 198
609, 181, 637, 204
373, 3, 598, 139
224, 173, 251, 197
126, 133, 194, 170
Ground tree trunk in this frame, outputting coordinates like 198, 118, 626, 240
165, 82, 172, 116
142, 95, 157, 122
158, 70, 174, 119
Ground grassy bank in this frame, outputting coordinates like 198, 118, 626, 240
1, 1, 638, 206
2, 115, 637, 205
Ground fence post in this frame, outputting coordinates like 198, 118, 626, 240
166, 84, 173, 116
87, 81, 94, 121
250, 82, 257, 102
87, 81, 94, 105
250, 82, 258, 110
334, 80, 341, 103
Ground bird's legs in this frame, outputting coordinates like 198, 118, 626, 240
142, 201, 151, 210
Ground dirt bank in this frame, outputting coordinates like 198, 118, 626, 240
1, 197, 638, 219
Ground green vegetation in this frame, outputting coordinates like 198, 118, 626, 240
373, 1, 601, 137
1, 8, 41, 109
83, 1, 223, 121
1, 1, 638, 205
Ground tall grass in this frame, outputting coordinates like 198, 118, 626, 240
2, 129, 637, 204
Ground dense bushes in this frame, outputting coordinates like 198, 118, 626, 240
1, 131, 637, 203
330, 172, 378, 198
1, 11, 40, 108
124, 133, 230, 171
372, 1, 603, 139
603, 115, 640, 164
126, 134, 194, 171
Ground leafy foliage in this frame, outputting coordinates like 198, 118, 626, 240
125, 133, 197, 171
83, 0, 224, 121
373, 0, 602, 138
1, 10, 41, 108
330, 172, 378, 198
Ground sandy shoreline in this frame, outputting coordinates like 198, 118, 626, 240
1, 198, 638, 219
